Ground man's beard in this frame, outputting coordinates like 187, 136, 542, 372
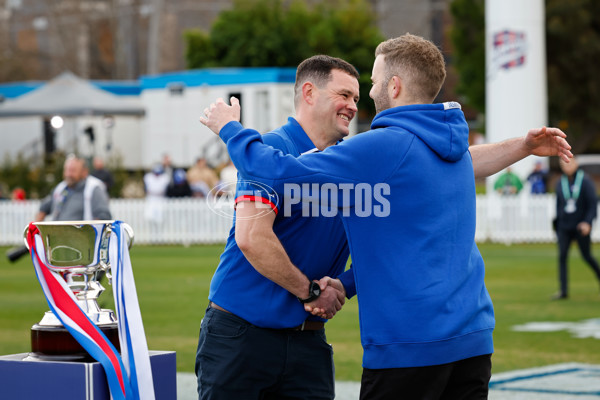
373, 91, 391, 115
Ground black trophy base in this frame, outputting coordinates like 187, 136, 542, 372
30, 323, 120, 362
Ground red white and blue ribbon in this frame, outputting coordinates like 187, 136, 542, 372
109, 220, 155, 400
27, 221, 155, 400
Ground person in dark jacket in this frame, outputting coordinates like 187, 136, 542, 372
553, 157, 600, 299
90, 156, 115, 195
166, 168, 192, 198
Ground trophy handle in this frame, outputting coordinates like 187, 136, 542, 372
122, 222, 135, 249
102, 222, 134, 280
23, 225, 30, 249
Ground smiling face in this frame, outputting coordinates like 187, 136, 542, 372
312, 69, 360, 142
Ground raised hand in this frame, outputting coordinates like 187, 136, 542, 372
199, 96, 241, 135
525, 126, 573, 163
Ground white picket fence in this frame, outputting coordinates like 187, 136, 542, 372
1, 194, 599, 246
0, 198, 233, 246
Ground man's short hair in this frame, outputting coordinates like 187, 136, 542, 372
64, 154, 86, 169
294, 55, 360, 106
375, 34, 446, 103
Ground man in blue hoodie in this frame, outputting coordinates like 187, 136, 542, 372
201, 34, 572, 399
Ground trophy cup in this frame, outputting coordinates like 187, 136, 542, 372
24, 220, 133, 361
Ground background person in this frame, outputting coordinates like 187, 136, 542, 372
7, 157, 111, 263
90, 156, 115, 195
218, 159, 238, 196
11, 187, 26, 201
527, 160, 549, 194
166, 168, 192, 198
143, 164, 170, 226
186, 157, 219, 197
494, 167, 523, 195
552, 157, 600, 300
161, 153, 174, 182
36, 155, 111, 222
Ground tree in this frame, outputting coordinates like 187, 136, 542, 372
546, 0, 600, 153
184, 30, 215, 69
449, 0, 600, 153
448, 0, 485, 114
185, 0, 384, 117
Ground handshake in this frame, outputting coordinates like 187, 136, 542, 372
303, 277, 347, 320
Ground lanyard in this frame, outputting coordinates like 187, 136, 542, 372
561, 170, 584, 201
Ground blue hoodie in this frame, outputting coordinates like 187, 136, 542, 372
220, 102, 495, 369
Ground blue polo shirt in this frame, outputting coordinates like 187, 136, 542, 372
208, 117, 352, 328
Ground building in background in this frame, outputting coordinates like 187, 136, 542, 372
0, 0, 233, 81
0, 67, 346, 170
0, 0, 453, 81
0, 0, 455, 168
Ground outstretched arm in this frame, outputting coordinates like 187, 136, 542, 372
470, 127, 573, 179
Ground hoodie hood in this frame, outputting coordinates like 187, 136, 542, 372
370, 102, 470, 162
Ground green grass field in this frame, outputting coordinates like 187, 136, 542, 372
2, 243, 600, 382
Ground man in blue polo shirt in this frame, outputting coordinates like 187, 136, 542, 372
201, 34, 572, 399
195, 55, 360, 400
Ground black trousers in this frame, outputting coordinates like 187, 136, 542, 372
360, 354, 492, 400
557, 228, 600, 296
196, 306, 335, 400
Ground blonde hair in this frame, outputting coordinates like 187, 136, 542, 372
375, 34, 446, 103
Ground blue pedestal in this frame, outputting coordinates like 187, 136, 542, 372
0, 350, 176, 399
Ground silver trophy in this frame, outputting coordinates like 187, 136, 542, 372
24, 220, 133, 361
